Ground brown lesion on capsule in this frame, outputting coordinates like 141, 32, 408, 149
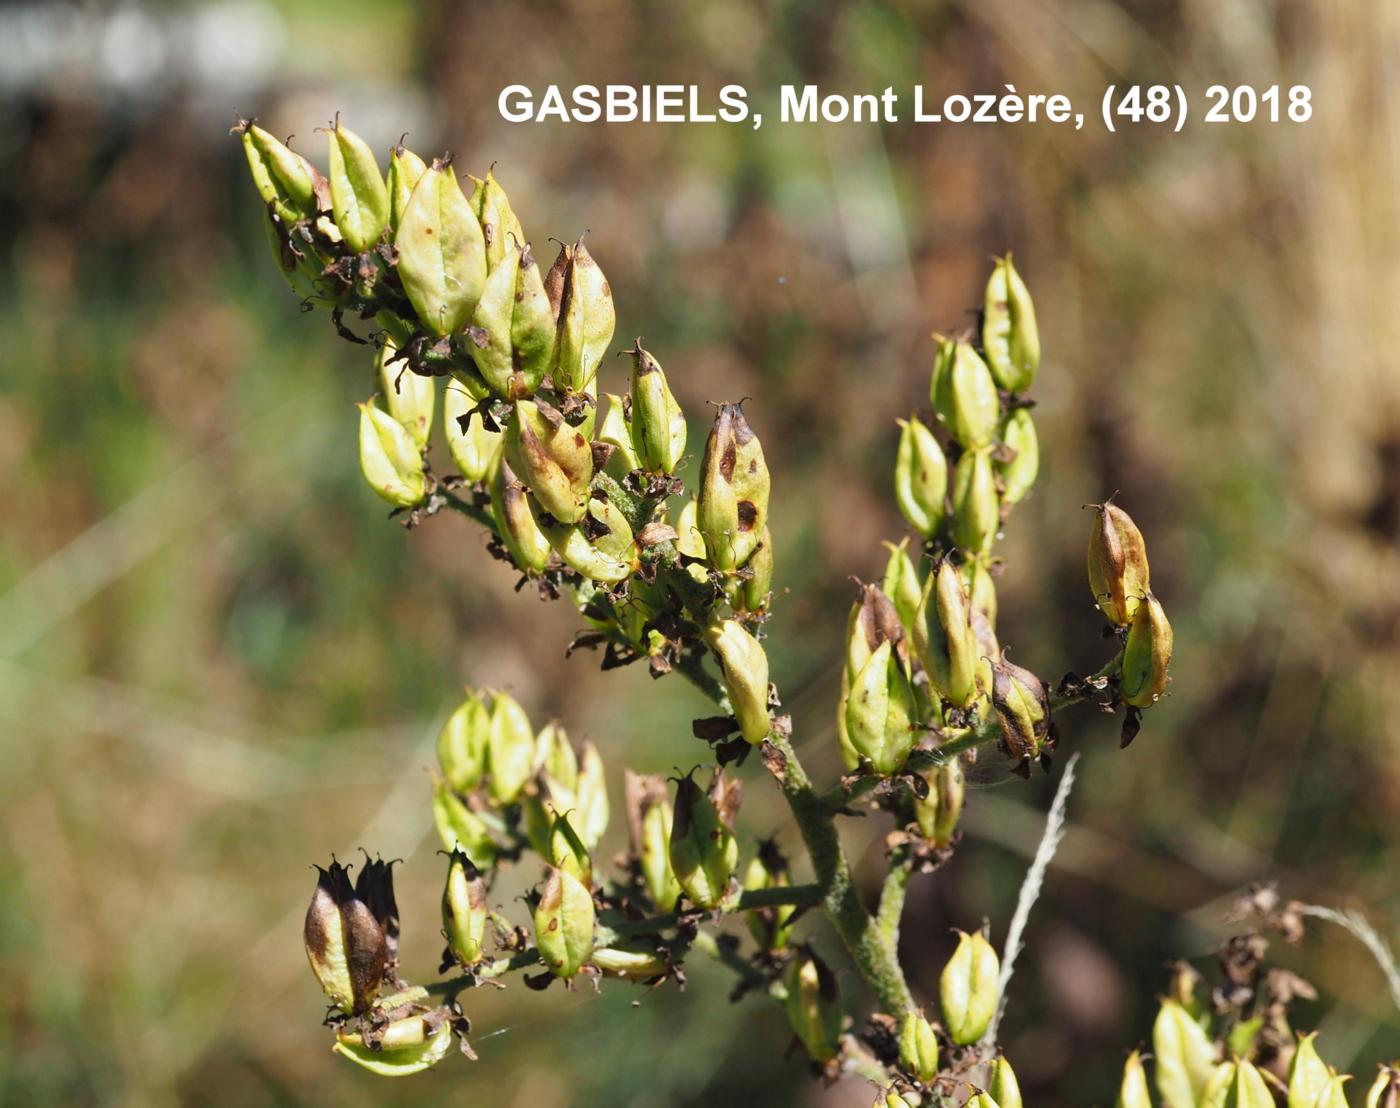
736, 501, 758, 531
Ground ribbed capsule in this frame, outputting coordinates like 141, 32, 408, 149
1087, 498, 1150, 626
489, 450, 552, 573
386, 143, 427, 233
627, 771, 681, 912
982, 255, 1040, 393
1366, 1066, 1400, 1108
989, 1055, 1023, 1108
357, 399, 426, 508
504, 398, 593, 524
784, 949, 843, 1063
668, 771, 738, 910
843, 585, 917, 775
441, 849, 489, 968
997, 407, 1039, 505
443, 381, 500, 483
510, 242, 557, 396
880, 538, 923, 634
596, 392, 641, 481
303, 859, 390, 1014
377, 339, 435, 451
394, 159, 486, 337
437, 689, 491, 793
1287, 1033, 1332, 1108
236, 119, 320, 225
573, 741, 610, 851
743, 841, 795, 952
913, 559, 979, 709
894, 415, 948, 539
432, 777, 498, 868
533, 494, 637, 584
940, 929, 1000, 1045
931, 339, 1001, 450
326, 117, 389, 254
951, 448, 1000, 556
468, 168, 524, 273
740, 527, 775, 614
1120, 592, 1173, 708
464, 232, 521, 398
704, 618, 771, 744
627, 341, 687, 474
913, 758, 964, 848
990, 657, 1050, 765
897, 1008, 939, 1084
1117, 1050, 1152, 1108
1152, 998, 1216, 1108
697, 402, 771, 572
549, 238, 616, 394
533, 864, 595, 980
487, 691, 535, 805
547, 809, 593, 889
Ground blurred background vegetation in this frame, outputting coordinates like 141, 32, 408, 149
2, 0, 1398, 1104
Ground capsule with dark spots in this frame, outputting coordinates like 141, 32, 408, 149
303, 859, 391, 1014
696, 402, 771, 572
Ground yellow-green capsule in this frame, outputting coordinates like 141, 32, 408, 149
932, 341, 1001, 450
443, 382, 500, 483
940, 929, 999, 1045
377, 339, 435, 451
510, 242, 557, 396
1315, 1076, 1352, 1108
533, 864, 595, 980
432, 777, 498, 868
703, 618, 771, 744
489, 451, 552, 573
894, 415, 948, 539
469, 168, 524, 273
835, 665, 860, 771
504, 398, 592, 525
880, 538, 923, 635
357, 399, 426, 508
1287, 1032, 1332, 1108
574, 741, 609, 851
843, 585, 917, 775
547, 809, 592, 889
627, 771, 681, 911
1087, 498, 1151, 626
951, 448, 1000, 556
533, 721, 579, 796
437, 689, 491, 793
964, 1095, 1001, 1108
1153, 998, 1216, 1108
590, 941, 669, 981
674, 499, 708, 561
697, 402, 771, 572
914, 758, 964, 848
303, 860, 389, 1014
1120, 592, 1173, 708
534, 496, 637, 584
1118, 1050, 1152, 1108
983, 254, 1040, 394
913, 559, 978, 709
333, 1016, 454, 1076
964, 558, 998, 630
990, 658, 1050, 764
668, 771, 737, 910
989, 1055, 1023, 1108
740, 526, 775, 614
628, 341, 687, 475
486, 691, 535, 805
464, 232, 521, 398
997, 407, 1039, 505
898, 1008, 939, 1084
387, 142, 427, 233
596, 392, 641, 481
236, 119, 319, 225
441, 848, 489, 968
394, 160, 486, 337
743, 842, 795, 952
784, 950, 843, 1064
327, 117, 389, 254
551, 239, 616, 394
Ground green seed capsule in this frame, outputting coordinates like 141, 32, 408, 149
487, 691, 535, 805
1153, 998, 1216, 1108
784, 950, 843, 1064
880, 538, 923, 635
913, 758, 964, 848
932, 341, 1001, 450
510, 242, 557, 396
898, 1008, 939, 1084
333, 1017, 454, 1076
1087, 498, 1151, 626
431, 777, 498, 868
533, 865, 595, 980
628, 341, 687, 474
1117, 1050, 1152, 1108
894, 415, 948, 540
740, 526, 775, 614
437, 689, 491, 793
627, 771, 681, 912
327, 117, 389, 254
940, 929, 999, 1045
743, 842, 795, 952
843, 585, 917, 775
990, 658, 1050, 764
489, 451, 552, 573
377, 339, 435, 451
964, 558, 998, 630
704, 618, 771, 744
303, 859, 390, 1014
533, 721, 579, 797
1314, 1076, 1352, 1108
982, 254, 1040, 394
357, 399, 426, 508
1288, 1033, 1333, 1108
913, 559, 979, 709
441, 848, 489, 968
997, 407, 1039, 505
394, 160, 486, 337
951, 448, 1000, 556
533, 495, 637, 584
386, 143, 427, 233
573, 741, 610, 851
443, 381, 500, 483
697, 402, 771, 572
551, 238, 616, 395
547, 809, 593, 889
596, 392, 641, 481
504, 399, 593, 525
989, 1055, 1023, 1108
964, 1094, 1000, 1108
464, 233, 521, 398
673, 499, 708, 561
835, 665, 860, 771
590, 941, 669, 981
1120, 592, 1172, 708
668, 771, 738, 910
236, 119, 319, 225
469, 168, 524, 273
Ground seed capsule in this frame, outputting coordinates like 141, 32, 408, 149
1120, 592, 1172, 708
357, 399, 426, 508
1314, 1076, 1352, 1108
913, 559, 979, 709
964, 559, 998, 630
743, 841, 795, 952
327, 117, 389, 254
989, 1055, 1023, 1108
940, 929, 999, 1045
487, 690, 535, 805
236, 119, 319, 225
740, 527, 775, 614
596, 392, 641, 481
547, 809, 593, 888
386, 142, 427, 233
573, 741, 610, 851
432, 778, 498, 868
394, 160, 487, 337
464, 231, 521, 398
668, 771, 738, 910
990, 658, 1050, 765
443, 382, 500, 483
897, 1008, 939, 1084
489, 451, 552, 573
504, 398, 593, 525
551, 238, 616, 395
894, 415, 948, 539
377, 339, 435, 451
784, 949, 843, 1063
441, 848, 489, 968
697, 402, 771, 572
510, 242, 557, 396
982, 255, 1040, 394
1117, 1050, 1152, 1108
1086, 498, 1150, 626
932, 339, 1001, 450
533, 864, 595, 980
951, 448, 1000, 556
913, 758, 964, 848
333, 1015, 455, 1076
704, 618, 772, 744
843, 585, 917, 775
627, 771, 681, 912
1288, 1033, 1333, 1108
533, 494, 637, 584
626, 340, 688, 474
1366, 1066, 1400, 1108
438, 690, 491, 793
674, 499, 708, 561
880, 539, 923, 635
1153, 998, 1216, 1108
997, 407, 1039, 506
303, 859, 390, 1014
468, 168, 524, 273
590, 941, 669, 981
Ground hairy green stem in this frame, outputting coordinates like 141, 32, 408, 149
439, 488, 498, 534
875, 852, 913, 958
